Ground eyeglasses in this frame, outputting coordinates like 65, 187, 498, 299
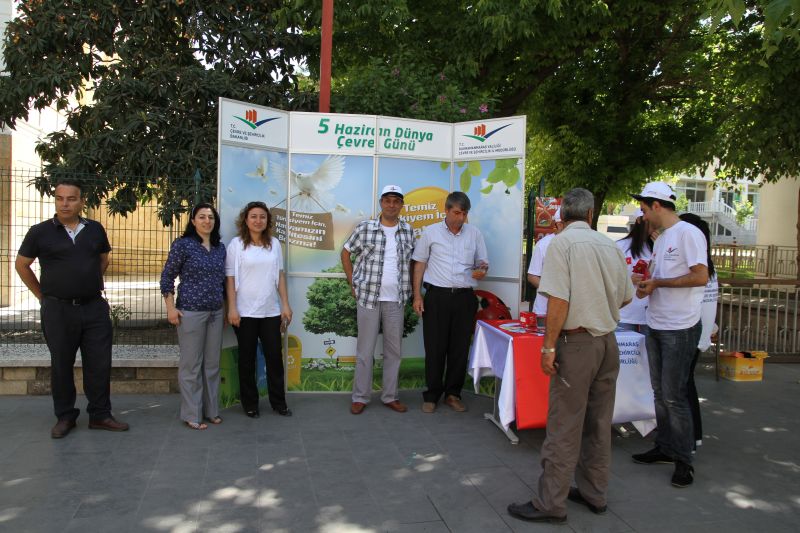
246, 201, 268, 209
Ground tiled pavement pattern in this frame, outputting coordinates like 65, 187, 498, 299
1, 364, 798, 532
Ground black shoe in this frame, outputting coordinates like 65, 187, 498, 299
567, 487, 607, 515
273, 406, 292, 417
671, 461, 694, 488
507, 501, 566, 524
245, 410, 260, 418
51, 419, 76, 439
632, 447, 674, 465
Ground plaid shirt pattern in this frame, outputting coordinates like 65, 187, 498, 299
344, 218, 415, 309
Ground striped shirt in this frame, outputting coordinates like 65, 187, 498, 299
343, 218, 415, 309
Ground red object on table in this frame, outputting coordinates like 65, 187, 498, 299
485, 320, 551, 429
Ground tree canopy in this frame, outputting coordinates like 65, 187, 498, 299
0, 1, 314, 222
2, 0, 798, 227
296, 0, 799, 217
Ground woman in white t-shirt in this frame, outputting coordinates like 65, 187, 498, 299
226, 202, 293, 419
615, 211, 653, 334
679, 213, 718, 449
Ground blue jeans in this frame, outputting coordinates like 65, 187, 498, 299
646, 321, 702, 464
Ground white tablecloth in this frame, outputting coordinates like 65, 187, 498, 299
469, 321, 519, 430
468, 322, 656, 434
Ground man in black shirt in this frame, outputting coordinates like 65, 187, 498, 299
16, 181, 129, 438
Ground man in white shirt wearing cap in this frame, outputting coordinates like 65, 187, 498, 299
630, 181, 709, 488
527, 208, 564, 328
342, 185, 415, 415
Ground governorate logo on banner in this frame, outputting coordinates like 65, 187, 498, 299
219, 98, 288, 149
453, 117, 526, 160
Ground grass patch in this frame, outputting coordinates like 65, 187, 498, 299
288, 357, 495, 396
717, 267, 755, 279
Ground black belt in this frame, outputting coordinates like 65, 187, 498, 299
423, 282, 473, 294
45, 294, 102, 306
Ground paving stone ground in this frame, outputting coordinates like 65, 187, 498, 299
1, 363, 798, 532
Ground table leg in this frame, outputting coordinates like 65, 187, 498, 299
484, 377, 519, 444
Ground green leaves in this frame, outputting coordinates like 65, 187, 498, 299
481, 159, 520, 194
0, 1, 316, 222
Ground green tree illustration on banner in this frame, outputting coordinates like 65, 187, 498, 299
456, 159, 521, 195
303, 265, 419, 339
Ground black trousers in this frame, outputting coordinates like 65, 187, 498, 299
422, 287, 478, 403
233, 316, 286, 412
40, 296, 113, 422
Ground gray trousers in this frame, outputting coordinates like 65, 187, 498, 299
176, 308, 223, 423
533, 331, 619, 517
352, 301, 404, 404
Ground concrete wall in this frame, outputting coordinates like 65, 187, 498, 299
756, 178, 799, 248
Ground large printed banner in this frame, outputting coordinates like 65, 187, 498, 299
217, 97, 525, 395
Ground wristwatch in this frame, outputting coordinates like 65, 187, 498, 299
541, 347, 556, 353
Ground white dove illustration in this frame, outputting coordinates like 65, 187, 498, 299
289, 155, 346, 213
245, 156, 290, 208
245, 158, 270, 181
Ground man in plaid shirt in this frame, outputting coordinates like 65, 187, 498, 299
342, 185, 415, 415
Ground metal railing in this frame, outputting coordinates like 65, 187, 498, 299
688, 200, 738, 218
687, 200, 758, 239
712, 244, 798, 279
1, 169, 196, 346
716, 279, 800, 357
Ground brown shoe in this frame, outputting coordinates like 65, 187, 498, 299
350, 402, 366, 415
51, 419, 76, 439
88, 416, 130, 432
444, 395, 467, 412
421, 401, 436, 413
383, 400, 408, 413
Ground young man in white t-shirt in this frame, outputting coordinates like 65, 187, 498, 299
630, 182, 709, 489
342, 185, 415, 415
526, 208, 563, 327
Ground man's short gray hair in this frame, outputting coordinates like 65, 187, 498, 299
560, 188, 594, 222
445, 191, 471, 212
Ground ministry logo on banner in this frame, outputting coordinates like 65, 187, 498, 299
219, 98, 289, 149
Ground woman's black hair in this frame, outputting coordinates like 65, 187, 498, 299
679, 213, 715, 278
182, 202, 222, 247
623, 216, 653, 260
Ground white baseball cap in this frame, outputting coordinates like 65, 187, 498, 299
380, 184, 404, 199
631, 182, 676, 203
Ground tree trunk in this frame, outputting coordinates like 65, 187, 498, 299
592, 190, 606, 230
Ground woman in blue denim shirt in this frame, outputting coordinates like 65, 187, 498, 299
160, 203, 226, 430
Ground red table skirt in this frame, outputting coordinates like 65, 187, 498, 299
485, 320, 550, 430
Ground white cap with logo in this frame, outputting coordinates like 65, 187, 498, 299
380, 185, 404, 199
631, 181, 676, 203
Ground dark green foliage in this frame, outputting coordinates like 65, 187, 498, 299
0, 1, 315, 223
